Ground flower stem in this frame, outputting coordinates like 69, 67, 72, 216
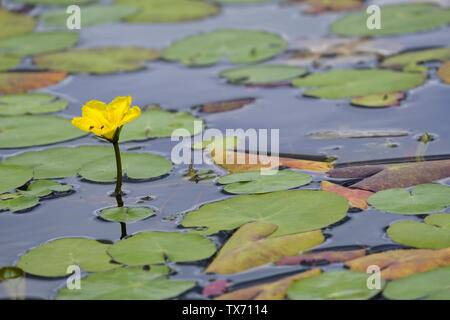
113, 140, 124, 207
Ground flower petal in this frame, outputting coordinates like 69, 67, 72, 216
108, 96, 132, 124
120, 106, 141, 126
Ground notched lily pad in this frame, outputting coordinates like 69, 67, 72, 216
34, 47, 160, 74
0, 9, 36, 40
350, 92, 405, 108
108, 231, 216, 266
17, 238, 118, 277
292, 69, 426, 99
0, 164, 33, 194
387, 213, 450, 249
220, 65, 308, 85
163, 29, 287, 66
368, 184, 450, 214
100, 206, 155, 223
0, 93, 68, 115
182, 190, 349, 236
218, 170, 312, 194
0, 71, 67, 95
381, 47, 450, 72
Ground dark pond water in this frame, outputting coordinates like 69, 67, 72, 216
0, 0, 449, 299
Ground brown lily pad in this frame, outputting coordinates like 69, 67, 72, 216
346, 248, 450, 280
288, 0, 363, 14
202, 280, 229, 297
437, 61, 450, 84
351, 92, 405, 108
329, 160, 450, 192
215, 269, 321, 300
276, 248, 367, 266
0, 71, 67, 95
205, 222, 324, 274
320, 181, 374, 209
199, 97, 255, 113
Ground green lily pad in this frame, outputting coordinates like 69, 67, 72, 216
368, 184, 450, 215
0, 195, 39, 212
100, 206, 155, 223
291, 69, 426, 99
331, 3, 450, 37
56, 267, 195, 300
0, 32, 79, 57
41, 5, 137, 27
119, 109, 203, 142
220, 65, 308, 85
18, 238, 118, 277
0, 164, 32, 194
381, 47, 450, 72
11, 0, 95, 4
2, 146, 112, 179
350, 92, 405, 108
218, 170, 312, 194
0, 9, 36, 40
24, 180, 72, 197
163, 29, 287, 66
387, 213, 450, 249
0, 93, 68, 115
215, 0, 281, 3
287, 270, 385, 300
0, 115, 87, 149
33, 46, 160, 74
79, 152, 173, 183
192, 136, 240, 151
0, 55, 21, 72
108, 231, 216, 266
383, 266, 450, 300
182, 190, 349, 236
116, 0, 219, 23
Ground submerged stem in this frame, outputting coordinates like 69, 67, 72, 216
113, 140, 124, 207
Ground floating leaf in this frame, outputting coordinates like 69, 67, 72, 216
0, 9, 36, 40
56, 266, 195, 300
329, 160, 450, 192
368, 184, 450, 215
387, 213, 450, 249
383, 266, 450, 300
2, 145, 112, 179
0, 93, 68, 115
292, 69, 426, 99
11, 0, 95, 4
346, 248, 450, 280
199, 98, 255, 113
116, 0, 219, 23
0, 71, 67, 95
120, 109, 202, 142
202, 280, 229, 297
0, 115, 87, 149
24, 180, 72, 197
182, 190, 349, 236
320, 181, 373, 210
381, 47, 450, 71
276, 248, 366, 266
206, 222, 324, 274
215, 0, 281, 3
215, 269, 321, 300
192, 136, 240, 152
79, 152, 173, 182
18, 238, 117, 277
218, 170, 312, 194
34, 47, 160, 74
0, 195, 38, 212
0, 266, 25, 300
108, 231, 216, 266
41, 5, 137, 27
0, 55, 21, 72
350, 92, 405, 108
163, 29, 287, 66
0, 32, 79, 57
308, 129, 408, 139
211, 150, 333, 173
289, 0, 363, 14
331, 3, 450, 37
287, 270, 384, 300
220, 65, 308, 85
0, 164, 32, 194
100, 206, 155, 223
437, 61, 450, 84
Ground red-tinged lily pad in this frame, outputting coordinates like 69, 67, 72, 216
437, 61, 450, 84
202, 280, 229, 297
320, 181, 374, 209
276, 248, 366, 266
215, 269, 321, 300
288, 0, 363, 14
350, 92, 405, 108
329, 160, 450, 192
345, 247, 450, 280
199, 97, 255, 113
205, 222, 324, 274
0, 71, 67, 95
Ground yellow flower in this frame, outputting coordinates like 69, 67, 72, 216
72, 96, 141, 142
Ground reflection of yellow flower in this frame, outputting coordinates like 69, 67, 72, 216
72, 96, 141, 142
